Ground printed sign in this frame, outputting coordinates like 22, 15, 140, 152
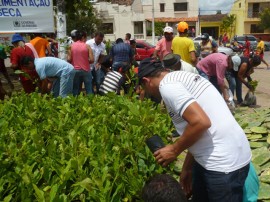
0, 0, 54, 33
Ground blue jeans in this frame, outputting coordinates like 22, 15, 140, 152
52, 70, 76, 97
192, 161, 249, 202
227, 72, 243, 103
209, 76, 221, 93
196, 67, 208, 80
73, 69, 93, 96
112, 61, 129, 71
92, 68, 104, 93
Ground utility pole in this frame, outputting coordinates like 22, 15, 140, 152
56, 0, 67, 60
198, 8, 200, 35
152, 0, 155, 45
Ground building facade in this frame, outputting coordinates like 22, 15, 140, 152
93, 0, 199, 43
230, 0, 270, 40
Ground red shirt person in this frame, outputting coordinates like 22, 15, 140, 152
10, 34, 40, 93
244, 36, 250, 57
222, 33, 229, 46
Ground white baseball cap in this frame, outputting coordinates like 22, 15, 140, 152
232, 55, 241, 71
163, 26, 173, 33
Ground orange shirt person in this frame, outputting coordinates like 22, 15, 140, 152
30, 34, 52, 57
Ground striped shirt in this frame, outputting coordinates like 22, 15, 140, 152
160, 71, 251, 172
99, 71, 123, 94
160, 71, 211, 128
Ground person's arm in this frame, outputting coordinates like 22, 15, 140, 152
189, 41, 197, 66
87, 44, 94, 64
153, 40, 161, 58
154, 101, 211, 167
238, 63, 254, 91
180, 152, 194, 196
46, 43, 52, 56
219, 82, 229, 101
67, 46, 72, 63
190, 51, 197, 66
116, 76, 126, 95
152, 49, 159, 58
215, 59, 229, 100
10, 50, 19, 70
97, 54, 104, 65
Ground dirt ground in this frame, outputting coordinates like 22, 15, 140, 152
1, 53, 270, 108
244, 51, 270, 108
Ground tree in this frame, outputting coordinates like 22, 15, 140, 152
146, 22, 166, 36
53, 0, 102, 36
259, 8, 270, 30
220, 14, 236, 39
66, 0, 102, 35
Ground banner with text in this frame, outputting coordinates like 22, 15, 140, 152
0, 0, 54, 33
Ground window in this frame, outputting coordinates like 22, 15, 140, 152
250, 24, 264, 33
252, 3, 259, 18
174, 3, 188, 12
136, 43, 145, 49
160, 3, 165, 12
101, 23, 113, 34
239, 3, 241, 8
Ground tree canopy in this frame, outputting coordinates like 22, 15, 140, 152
54, 0, 102, 36
259, 8, 270, 30
220, 14, 236, 38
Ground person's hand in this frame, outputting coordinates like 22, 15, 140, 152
153, 144, 177, 167
180, 168, 193, 196
246, 83, 254, 92
95, 63, 101, 70
224, 95, 230, 103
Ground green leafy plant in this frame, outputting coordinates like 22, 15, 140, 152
0, 93, 174, 201
234, 107, 270, 201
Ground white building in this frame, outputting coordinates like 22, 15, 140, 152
93, 0, 199, 43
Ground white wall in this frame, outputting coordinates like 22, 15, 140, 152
94, 0, 199, 41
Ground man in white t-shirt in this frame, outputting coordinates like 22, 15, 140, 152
86, 32, 106, 93
162, 53, 198, 74
138, 58, 251, 202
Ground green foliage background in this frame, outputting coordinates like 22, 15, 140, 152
0, 93, 174, 201
259, 8, 270, 30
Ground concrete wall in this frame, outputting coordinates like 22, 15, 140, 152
94, 0, 198, 42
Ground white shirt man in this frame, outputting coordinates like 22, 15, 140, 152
138, 58, 251, 202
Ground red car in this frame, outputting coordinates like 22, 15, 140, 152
135, 40, 156, 61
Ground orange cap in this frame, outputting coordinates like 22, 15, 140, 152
177, 21, 189, 33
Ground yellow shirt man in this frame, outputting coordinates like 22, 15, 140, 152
257, 40, 264, 55
171, 36, 195, 65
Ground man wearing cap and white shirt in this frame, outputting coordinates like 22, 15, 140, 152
152, 26, 174, 61
228, 55, 261, 105
138, 58, 251, 202
162, 53, 198, 74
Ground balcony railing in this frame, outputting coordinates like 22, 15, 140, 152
247, 11, 260, 18
134, 34, 144, 39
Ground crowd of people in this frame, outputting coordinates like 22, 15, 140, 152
152, 22, 267, 107
139, 21, 262, 202
0, 31, 137, 99
0, 22, 267, 201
